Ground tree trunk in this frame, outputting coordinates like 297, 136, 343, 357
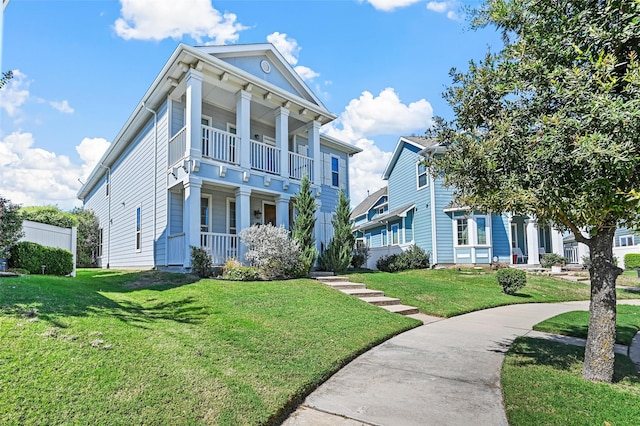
582, 227, 622, 382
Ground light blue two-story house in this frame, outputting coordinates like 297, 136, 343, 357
351, 136, 565, 269
78, 43, 360, 270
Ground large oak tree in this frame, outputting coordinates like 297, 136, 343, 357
428, 0, 640, 382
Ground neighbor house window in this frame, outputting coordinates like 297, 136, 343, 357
392, 224, 399, 245
476, 217, 487, 245
620, 235, 634, 247
135, 206, 142, 251
382, 229, 388, 246
365, 233, 372, 248
331, 156, 339, 187
417, 162, 428, 189
456, 218, 468, 246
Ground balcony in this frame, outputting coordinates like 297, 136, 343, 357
168, 125, 314, 181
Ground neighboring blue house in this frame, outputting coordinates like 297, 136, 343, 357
352, 136, 565, 269
564, 227, 640, 269
78, 43, 361, 270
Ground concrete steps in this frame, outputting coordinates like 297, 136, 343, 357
314, 275, 419, 317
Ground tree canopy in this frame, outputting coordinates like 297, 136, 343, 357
0, 196, 23, 260
428, 0, 640, 383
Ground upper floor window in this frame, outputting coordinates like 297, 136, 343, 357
331, 156, 339, 187
417, 162, 428, 189
619, 235, 634, 247
456, 218, 468, 246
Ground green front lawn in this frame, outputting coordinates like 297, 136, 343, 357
503, 337, 640, 425
533, 304, 640, 346
0, 269, 418, 425
349, 268, 639, 318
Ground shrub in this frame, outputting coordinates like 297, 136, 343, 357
496, 268, 527, 295
190, 246, 212, 278
376, 245, 430, 273
581, 255, 591, 270
351, 245, 369, 269
624, 253, 640, 270
540, 253, 567, 268
222, 259, 260, 281
239, 224, 303, 279
8, 241, 73, 276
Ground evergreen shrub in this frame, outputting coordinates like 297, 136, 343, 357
496, 268, 527, 295
9, 241, 73, 276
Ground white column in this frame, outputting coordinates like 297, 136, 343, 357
526, 218, 540, 265
235, 187, 252, 263
275, 195, 291, 230
276, 107, 290, 179
309, 121, 321, 185
550, 228, 565, 257
185, 69, 203, 159
236, 90, 252, 170
507, 214, 514, 264
183, 178, 202, 267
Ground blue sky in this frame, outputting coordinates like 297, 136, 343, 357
1, 0, 502, 209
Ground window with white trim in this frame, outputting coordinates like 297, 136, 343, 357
135, 205, 142, 252
417, 161, 428, 189
98, 228, 103, 258
456, 218, 469, 246
620, 235, 634, 247
365, 233, 372, 248
382, 229, 388, 246
476, 217, 487, 245
331, 156, 339, 187
227, 199, 237, 235
392, 224, 399, 245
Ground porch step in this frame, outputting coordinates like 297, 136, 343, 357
359, 296, 402, 306
340, 288, 385, 298
382, 304, 420, 315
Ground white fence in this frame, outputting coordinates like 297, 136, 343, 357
20, 220, 77, 277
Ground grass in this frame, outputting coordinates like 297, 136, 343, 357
502, 337, 640, 425
617, 269, 640, 287
0, 269, 419, 425
533, 304, 640, 345
348, 268, 639, 318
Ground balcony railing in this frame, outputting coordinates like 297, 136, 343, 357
250, 139, 280, 175
168, 127, 187, 166
564, 246, 580, 264
289, 152, 313, 181
202, 125, 238, 165
201, 232, 240, 265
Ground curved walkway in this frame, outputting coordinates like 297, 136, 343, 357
283, 300, 640, 426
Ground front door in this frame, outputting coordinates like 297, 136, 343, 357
264, 203, 276, 226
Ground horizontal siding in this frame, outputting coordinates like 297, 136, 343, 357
491, 214, 511, 261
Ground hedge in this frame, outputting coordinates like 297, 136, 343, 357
8, 241, 74, 276
624, 253, 640, 270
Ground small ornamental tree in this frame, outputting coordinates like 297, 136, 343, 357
427, 0, 640, 382
291, 175, 318, 275
72, 208, 101, 267
0, 196, 24, 260
318, 189, 355, 274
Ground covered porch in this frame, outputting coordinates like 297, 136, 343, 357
166, 179, 293, 267
509, 215, 564, 265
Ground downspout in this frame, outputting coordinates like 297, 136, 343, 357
429, 173, 438, 265
98, 164, 111, 269
142, 101, 158, 268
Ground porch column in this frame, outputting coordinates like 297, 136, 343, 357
236, 90, 252, 170
550, 228, 565, 257
183, 178, 202, 267
235, 187, 251, 263
276, 107, 290, 179
185, 68, 203, 159
526, 218, 540, 265
275, 194, 290, 230
507, 214, 514, 264
308, 121, 321, 185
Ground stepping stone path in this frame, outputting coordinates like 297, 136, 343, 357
310, 272, 419, 315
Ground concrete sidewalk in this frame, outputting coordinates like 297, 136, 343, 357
283, 300, 640, 426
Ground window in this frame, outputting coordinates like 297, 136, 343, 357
135, 206, 141, 251
456, 218, 468, 246
98, 228, 103, 258
476, 217, 487, 245
377, 207, 385, 215
331, 156, 339, 187
382, 229, 388, 246
417, 162, 428, 189
620, 235, 634, 247
392, 224, 399, 245
201, 115, 212, 155
365, 233, 372, 248
227, 199, 236, 235
200, 197, 210, 232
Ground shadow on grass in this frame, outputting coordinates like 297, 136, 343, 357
510, 337, 640, 384
0, 270, 207, 327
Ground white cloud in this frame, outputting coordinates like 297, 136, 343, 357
50, 100, 74, 114
426, 1, 463, 21
348, 138, 392, 207
114, 0, 247, 44
76, 137, 111, 181
0, 69, 29, 117
327, 88, 433, 141
0, 132, 110, 210
362, 0, 422, 12
426, 1, 448, 12
266, 32, 319, 82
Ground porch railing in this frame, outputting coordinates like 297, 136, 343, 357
289, 152, 313, 181
201, 232, 240, 265
202, 125, 238, 165
168, 233, 185, 265
250, 139, 280, 175
168, 127, 187, 166
564, 246, 580, 264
